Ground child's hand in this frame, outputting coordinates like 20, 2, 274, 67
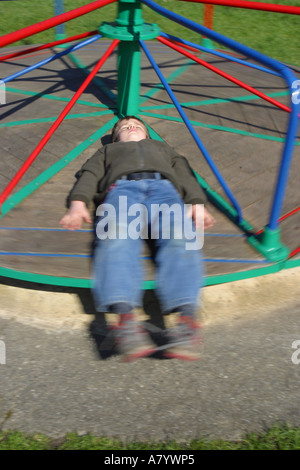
59, 201, 92, 230
187, 204, 216, 230
203, 207, 216, 230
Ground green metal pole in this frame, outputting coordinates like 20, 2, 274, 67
100, 0, 160, 116
117, 39, 141, 116
116, 0, 143, 116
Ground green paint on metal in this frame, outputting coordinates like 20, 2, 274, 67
147, 125, 164, 141
0, 256, 299, 289
0, 266, 91, 288
100, 21, 159, 41
117, 40, 142, 116
0, 116, 119, 218
248, 226, 290, 262
202, 37, 214, 50
54, 33, 67, 45
98, 0, 160, 116
99, 0, 160, 41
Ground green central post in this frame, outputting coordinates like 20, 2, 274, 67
117, 40, 141, 116
100, 0, 160, 116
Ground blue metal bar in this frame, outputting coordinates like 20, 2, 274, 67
160, 32, 280, 77
142, 0, 300, 231
2, 33, 101, 84
142, 0, 292, 74
268, 66, 299, 230
140, 39, 243, 223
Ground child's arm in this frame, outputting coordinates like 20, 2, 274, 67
59, 200, 92, 231
60, 148, 105, 230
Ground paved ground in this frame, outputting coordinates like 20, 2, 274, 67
0, 267, 299, 443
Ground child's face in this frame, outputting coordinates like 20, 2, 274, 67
116, 118, 148, 142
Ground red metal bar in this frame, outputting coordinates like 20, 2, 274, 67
167, 39, 200, 53
157, 35, 292, 114
279, 206, 300, 222
0, 30, 99, 62
0, 39, 120, 213
282, 207, 300, 259
0, 0, 117, 49
288, 247, 300, 259
179, 0, 300, 15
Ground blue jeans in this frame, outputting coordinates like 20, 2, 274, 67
92, 179, 203, 313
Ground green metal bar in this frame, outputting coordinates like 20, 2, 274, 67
116, 0, 143, 116
0, 266, 91, 288
99, 0, 159, 115
0, 257, 299, 289
98, 0, 145, 116
117, 40, 141, 115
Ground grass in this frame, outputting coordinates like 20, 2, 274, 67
0, 0, 299, 65
1, 424, 300, 450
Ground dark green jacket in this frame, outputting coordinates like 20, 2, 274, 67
68, 139, 207, 207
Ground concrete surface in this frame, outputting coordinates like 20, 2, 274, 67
0, 267, 300, 442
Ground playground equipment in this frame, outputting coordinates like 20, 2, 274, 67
0, 0, 299, 288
